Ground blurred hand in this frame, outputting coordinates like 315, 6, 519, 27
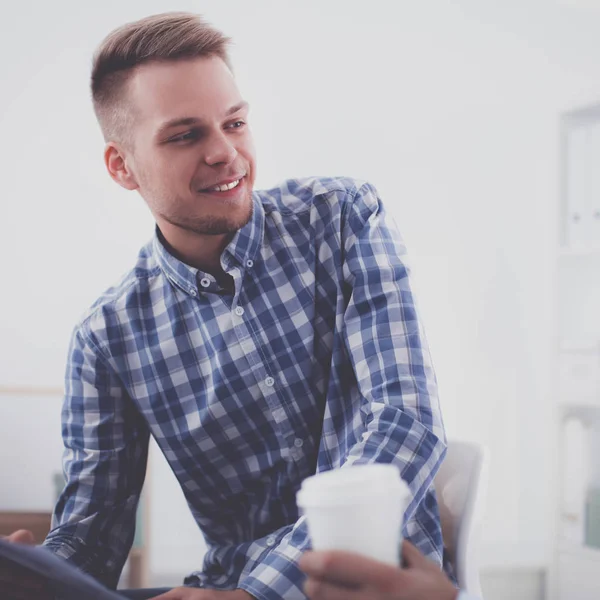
151, 588, 254, 599
5, 530, 36, 545
0, 530, 52, 600
300, 540, 459, 600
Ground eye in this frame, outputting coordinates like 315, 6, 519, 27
227, 120, 246, 130
168, 130, 198, 143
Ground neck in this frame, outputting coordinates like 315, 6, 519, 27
157, 223, 233, 276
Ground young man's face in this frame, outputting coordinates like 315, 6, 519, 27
112, 56, 256, 240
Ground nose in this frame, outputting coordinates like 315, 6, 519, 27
204, 130, 237, 166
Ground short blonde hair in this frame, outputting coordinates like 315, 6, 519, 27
91, 12, 231, 145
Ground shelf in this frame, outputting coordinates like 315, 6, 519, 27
559, 400, 600, 408
558, 404, 600, 421
561, 543, 600, 562
559, 246, 600, 258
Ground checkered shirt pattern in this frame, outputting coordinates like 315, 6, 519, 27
44, 177, 447, 600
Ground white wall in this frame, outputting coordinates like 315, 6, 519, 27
3, 0, 600, 582
0, 394, 63, 510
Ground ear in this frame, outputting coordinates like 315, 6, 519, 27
104, 142, 139, 191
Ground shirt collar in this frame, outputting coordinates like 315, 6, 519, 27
152, 192, 265, 297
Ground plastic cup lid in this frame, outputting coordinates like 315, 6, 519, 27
297, 464, 410, 508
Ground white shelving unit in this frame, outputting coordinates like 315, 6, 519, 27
552, 104, 600, 600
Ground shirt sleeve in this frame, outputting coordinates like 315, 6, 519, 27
237, 181, 446, 600
337, 180, 447, 525
43, 325, 150, 589
236, 520, 308, 600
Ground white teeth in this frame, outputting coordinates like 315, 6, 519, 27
207, 179, 241, 192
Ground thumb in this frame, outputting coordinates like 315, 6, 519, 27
8, 530, 35, 545
401, 541, 431, 569
150, 587, 189, 599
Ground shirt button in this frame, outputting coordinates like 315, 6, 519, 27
234, 306, 245, 316
294, 438, 304, 448
265, 376, 275, 387
189, 289, 197, 297
266, 535, 276, 547
246, 259, 254, 268
200, 277, 210, 288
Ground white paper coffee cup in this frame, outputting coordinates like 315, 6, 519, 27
296, 464, 410, 565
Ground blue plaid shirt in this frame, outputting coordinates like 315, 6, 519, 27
44, 177, 446, 600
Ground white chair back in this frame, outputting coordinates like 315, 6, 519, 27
434, 440, 489, 597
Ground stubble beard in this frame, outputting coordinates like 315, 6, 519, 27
161, 189, 254, 236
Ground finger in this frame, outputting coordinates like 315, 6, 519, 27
401, 541, 435, 570
300, 550, 402, 587
8, 530, 35, 545
149, 588, 187, 599
304, 578, 371, 600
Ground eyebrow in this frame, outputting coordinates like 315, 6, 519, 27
156, 101, 249, 138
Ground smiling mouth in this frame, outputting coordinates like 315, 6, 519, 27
201, 177, 243, 193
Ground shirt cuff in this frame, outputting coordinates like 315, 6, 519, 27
237, 519, 309, 600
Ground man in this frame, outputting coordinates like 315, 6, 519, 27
7, 11, 446, 600
300, 542, 476, 600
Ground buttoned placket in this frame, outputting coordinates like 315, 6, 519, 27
229, 269, 302, 464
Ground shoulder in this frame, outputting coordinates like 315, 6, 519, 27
73, 239, 162, 346
256, 176, 379, 217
